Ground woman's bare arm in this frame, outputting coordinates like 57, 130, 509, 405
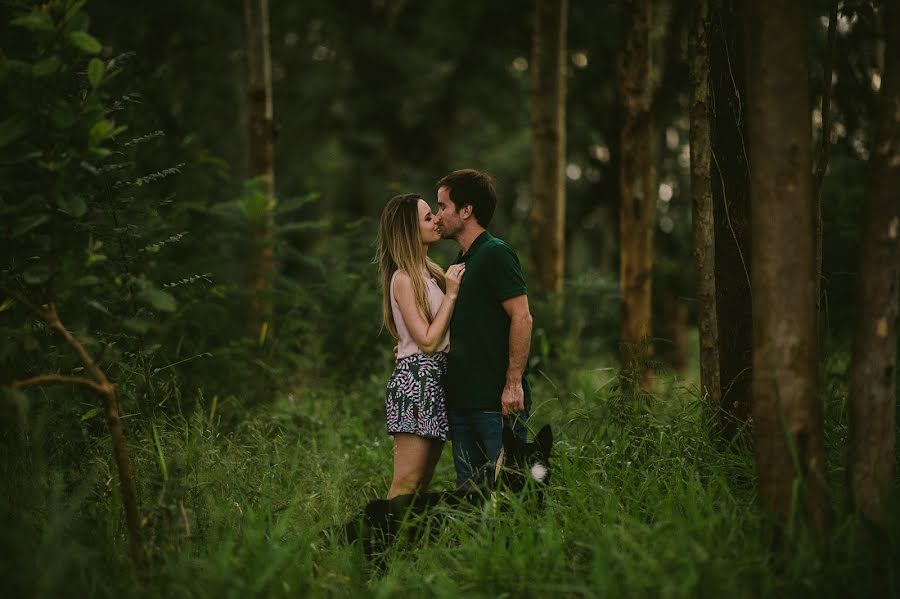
393, 265, 464, 354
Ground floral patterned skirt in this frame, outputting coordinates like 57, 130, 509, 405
385, 351, 449, 441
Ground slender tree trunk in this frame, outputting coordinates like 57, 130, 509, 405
848, 0, 900, 527
618, 0, 655, 390
9, 299, 144, 567
243, 0, 276, 337
745, 0, 829, 545
529, 0, 568, 296
710, 0, 752, 434
689, 0, 720, 406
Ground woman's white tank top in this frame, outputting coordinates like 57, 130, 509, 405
390, 269, 450, 359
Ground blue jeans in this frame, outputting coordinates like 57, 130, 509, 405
448, 408, 530, 487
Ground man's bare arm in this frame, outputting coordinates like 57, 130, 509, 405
500, 294, 533, 414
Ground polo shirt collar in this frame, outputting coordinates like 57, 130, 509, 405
457, 231, 492, 262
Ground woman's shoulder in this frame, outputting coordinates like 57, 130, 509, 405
392, 269, 411, 283
391, 269, 414, 293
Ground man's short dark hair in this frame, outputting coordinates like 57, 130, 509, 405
436, 169, 497, 227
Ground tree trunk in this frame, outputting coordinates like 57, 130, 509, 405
847, 0, 900, 527
618, 0, 655, 390
688, 0, 720, 406
710, 0, 752, 434
744, 0, 830, 545
529, 0, 568, 296
243, 0, 276, 337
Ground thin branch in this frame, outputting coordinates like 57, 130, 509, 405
0, 286, 50, 320
44, 302, 112, 390
1, 288, 113, 392
13, 374, 106, 395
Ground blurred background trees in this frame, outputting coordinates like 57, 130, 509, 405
1, 0, 896, 575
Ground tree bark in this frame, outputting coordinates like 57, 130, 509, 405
710, 0, 752, 434
847, 0, 900, 527
243, 0, 276, 337
744, 0, 830, 545
618, 0, 655, 390
529, 0, 568, 296
689, 0, 720, 406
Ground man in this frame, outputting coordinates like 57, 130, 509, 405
434, 169, 534, 487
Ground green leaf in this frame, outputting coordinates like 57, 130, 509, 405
89, 119, 114, 144
87, 58, 104, 87
0, 115, 28, 148
23, 265, 50, 285
138, 288, 177, 312
32, 56, 61, 77
123, 318, 151, 334
68, 31, 101, 54
80, 407, 101, 422
62, 0, 88, 26
75, 275, 100, 287
66, 11, 90, 33
10, 12, 55, 33
50, 101, 77, 129
58, 195, 87, 218
85, 252, 107, 267
87, 299, 110, 314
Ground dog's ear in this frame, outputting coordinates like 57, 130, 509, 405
536, 425, 553, 460
502, 425, 524, 463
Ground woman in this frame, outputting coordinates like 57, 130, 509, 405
376, 193, 465, 499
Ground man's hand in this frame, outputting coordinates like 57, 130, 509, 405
501, 380, 525, 416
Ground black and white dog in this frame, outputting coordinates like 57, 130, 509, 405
339, 424, 553, 559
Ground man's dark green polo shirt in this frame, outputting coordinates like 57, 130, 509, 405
446, 231, 530, 411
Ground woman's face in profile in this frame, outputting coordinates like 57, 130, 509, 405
417, 199, 440, 246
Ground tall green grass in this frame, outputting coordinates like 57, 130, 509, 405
1, 368, 898, 598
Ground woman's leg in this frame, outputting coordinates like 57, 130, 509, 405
388, 433, 433, 499
418, 439, 444, 492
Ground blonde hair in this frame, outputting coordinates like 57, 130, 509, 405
376, 193, 446, 339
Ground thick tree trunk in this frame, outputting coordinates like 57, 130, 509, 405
618, 0, 655, 390
243, 0, 276, 337
848, 1, 900, 527
745, 0, 830, 545
710, 0, 752, 433
689, 0, 720, 406
529, 0, 568, 296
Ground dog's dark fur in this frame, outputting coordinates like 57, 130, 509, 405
337, 424, 553, 559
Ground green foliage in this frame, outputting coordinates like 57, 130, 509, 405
0, 1, 197, 422
528, 273, 620, 388
4, 370, 898, 597
0, 0, 888, 595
